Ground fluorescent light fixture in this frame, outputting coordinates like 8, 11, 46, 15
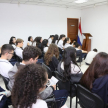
75, 0, 88, 3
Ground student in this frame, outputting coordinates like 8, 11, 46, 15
57, 34, 65, 50
41, 39, 48, 53
36, 37, 42, 49
52, 34, 59, 45
0, 44, 14, 78
27, 36, 33, 46
80, 52, 108, 105
9, 36, 16, 49
63, 37, 72, 48
72, 39, 77, 47
85, 48, 98, 65
14, 38, 24, 59
44, 43, 59, 71
12, 64, 48, 108
57, 47, 83, 97
8, 46, 42, 90
48, 35, 54, 46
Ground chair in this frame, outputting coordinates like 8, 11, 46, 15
54, 71, 76, 108
76, 50, 82, 67
76, 84, 105, 108
0, 75, 9, 90
42, 63, 52, 79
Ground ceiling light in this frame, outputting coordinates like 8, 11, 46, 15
75, 0, 88, 3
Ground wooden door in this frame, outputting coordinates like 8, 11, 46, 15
67, 18, 78, 43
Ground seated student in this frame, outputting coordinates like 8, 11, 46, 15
27, 36, 33, 46
14, 38, 24, 59
71, 39, 77, 47
12, 64, 68, 108
57, 47, 83, 97
57, 34, 66, 50
36, 37, 43, 50
52, 34, 59, 45
48, 35, 54, 46
9, 36, 16, 49
44, 43, 59, 72
8, 46, 42, 90
0, 44, 14, 78
41, 39, 48, 53
75, 43, 87, 62
12, 64, 48, 108
85, 48, 98, 65
63, 37, 72, 48
80, 52, 108, 105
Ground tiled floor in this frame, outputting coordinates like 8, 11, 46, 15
0, 60, 88, 108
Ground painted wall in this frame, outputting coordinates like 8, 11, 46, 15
0, 3, 81, 47
81, 5, 108, 52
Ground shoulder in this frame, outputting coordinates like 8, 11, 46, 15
32, 99, 48, 108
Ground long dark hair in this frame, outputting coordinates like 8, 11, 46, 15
33, 37, 42, 47
41, 39, 48, 51
63, 37, 70, 46
12, 64, 47, 108
9, 36, 16, 44
62, 47, 79, 81
52, 34, 59, 44
80, 52, 108, 90
28, 36, 32, 41
57, 34, 65, 44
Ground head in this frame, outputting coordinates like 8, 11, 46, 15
52, 34, 59, 44
75, 43, 80, 49
1, 44, 14, 60
16, 38, 24, 48
72, 39, 77, 43
73, 41, 77, 47
12, 64, 48, 108
62, 47, 79, 81
35, 37, 42, 45
93, 48, 98, 52
9, 36, 16, 44
49, 35, 54, 40
28, 36, 33, 42
41, 39, 48, 47
23, 46, 42, 64
57, 34, 65, 43
80, 52, 108, 90
44, 43, 59, 65
63, 37, 71, 46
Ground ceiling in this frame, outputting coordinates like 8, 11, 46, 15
0, 0, 108, 9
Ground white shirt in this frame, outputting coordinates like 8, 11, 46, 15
43, 47, 48, 53
32, 99, 48, 108
48, 38, 52, 46
61, 62, 81, 74
55, 40, 58, 45
64, 43, 72, 49
15, 47, 23, 59
12, 44, 16, 49
85, 51, 97, 64
27, 41, 32, 46
0, 59, 13, 78
57, 40, 64, 49
32, 42, 36, 46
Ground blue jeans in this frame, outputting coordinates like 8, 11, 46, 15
53, 90, 68, 108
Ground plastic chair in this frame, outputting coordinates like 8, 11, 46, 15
76, 84, 105, 108
54, 71, 76, 108
42, 63, 52, 79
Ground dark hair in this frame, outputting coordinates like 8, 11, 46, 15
52, 34, 59, 44
9, 36, 16, 44
1, 44, 14, 55
57, 34, 65, 44
80, 52, 108, 90
23, 46, 42, 61
72, 39, 77, 43
44, 43, 59, 65
28, 36, 32, 41
93, 48, 98, 52
34, 37, 42, 46
12, 64, 47, 108
63, 37, 70, 46
49, 35, 54, 39
62, 47, 80, 81
41, 39, 48, 51
75, 43, 80, 48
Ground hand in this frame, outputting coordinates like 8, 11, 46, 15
52, 85, 56, 90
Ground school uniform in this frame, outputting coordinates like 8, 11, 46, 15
57, 40, 64, 49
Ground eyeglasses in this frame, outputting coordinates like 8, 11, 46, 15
8, 52, 14, 55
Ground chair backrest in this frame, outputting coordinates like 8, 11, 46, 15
77, 84, 104, 108
1, 75, 9, 90
42, 63, 52, 78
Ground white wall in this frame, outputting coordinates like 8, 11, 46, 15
81, 5, 108, 52
0, 3, 81, 47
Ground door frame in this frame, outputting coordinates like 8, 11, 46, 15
67, 18, 79, 40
